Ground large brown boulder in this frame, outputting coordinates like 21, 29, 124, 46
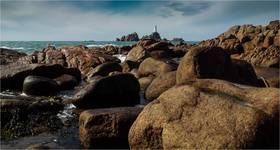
145, 71, 176, 101
129, 79, 279, 149
79, 106, 143, 149
125, 46, 149, 63
176, 46, 260, 86
138, 58, 177, 78
67, 73, 140, 108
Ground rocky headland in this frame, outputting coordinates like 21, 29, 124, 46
0, 20, 279, 149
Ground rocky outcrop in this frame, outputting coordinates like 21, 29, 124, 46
198, 20, 280, 68
22, 45, 121, 77
142, 32, 161, 41
67, 73, 140, 108
0, 48, 27, 65
79, 107, 143, 149
176, 46, 260, 87
129, 79, 279, 149
23, 75, 59, 96
60, 45, 120, 75
116, 32, 139, 41
0, 63, 81, 91
138, 58, 177, 78
145, 71, 176, 101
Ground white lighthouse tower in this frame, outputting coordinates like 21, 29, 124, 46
154, 25, 157, 33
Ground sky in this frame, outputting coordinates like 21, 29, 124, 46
0, 0, 279, 41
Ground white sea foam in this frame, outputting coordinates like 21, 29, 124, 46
1, 46, 25, 50
86, 43, 118, 48
113, 54, 126, 63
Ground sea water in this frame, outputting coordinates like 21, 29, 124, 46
0, 41, 137, 54
0, 41, 198, 54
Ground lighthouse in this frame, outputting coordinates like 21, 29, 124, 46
154, 25, 157, 33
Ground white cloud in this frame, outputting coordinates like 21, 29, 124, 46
1, 1, 278, 41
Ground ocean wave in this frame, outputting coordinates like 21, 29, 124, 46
0, 46, 25, 50
86, 43, 118, 48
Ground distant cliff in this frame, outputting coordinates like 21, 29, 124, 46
116, 32, 139, 41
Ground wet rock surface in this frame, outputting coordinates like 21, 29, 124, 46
129, 79, 279, 149
79, 106, 143, 149
23, 76, 59, 96
54, 74, 78, 90
68, 73, 140, 108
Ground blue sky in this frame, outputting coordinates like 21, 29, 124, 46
1, 0, 279, 41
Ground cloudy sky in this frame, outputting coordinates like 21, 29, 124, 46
1, 0, 279, 41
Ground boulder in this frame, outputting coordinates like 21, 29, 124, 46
54, 74, 78, 90
129, 79, 279, 149
86, 62, 122, 78
79, 106, 143, 149
121, 60, 140, 73
138, 76, 155, 91
176, 46, 260, 86
138, 58, 177, 77
145, 71, 176, 101
146, 41, 170, 51
137, 39, 157, 47
23, 75, 59, 96
125, 46, 149, 63
0, 63, 81, 91
68, 73, 140, 108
